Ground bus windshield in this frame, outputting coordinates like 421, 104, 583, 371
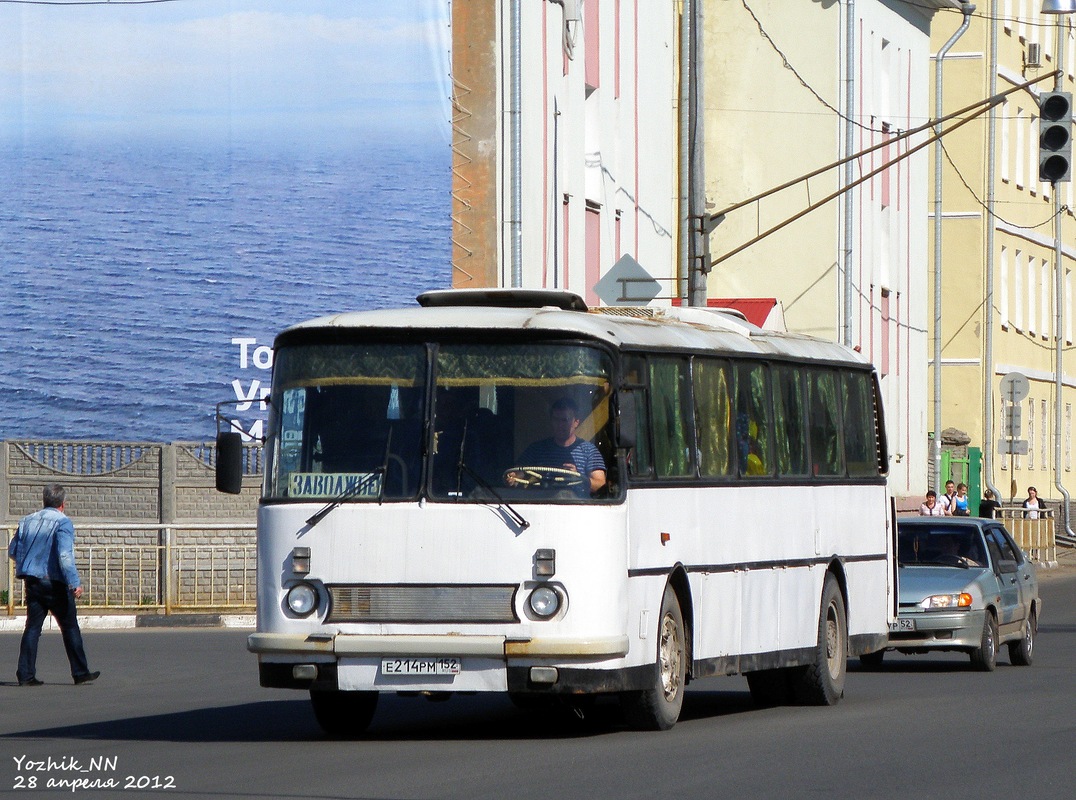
264, 340, 618, 503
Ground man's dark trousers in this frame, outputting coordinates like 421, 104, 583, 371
17, 577, 90, 682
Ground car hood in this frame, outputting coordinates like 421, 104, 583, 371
898, 565, 989, 604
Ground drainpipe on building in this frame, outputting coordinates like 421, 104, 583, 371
842, 0, 855, 347
983, 0, 1004, 507
933, 1, 974, 492
678, 1, 691, 302
509, 0, 523, 288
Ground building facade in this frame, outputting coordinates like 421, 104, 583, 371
929, 1, 1075, 524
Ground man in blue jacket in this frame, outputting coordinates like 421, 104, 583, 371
8, 484, 99, 686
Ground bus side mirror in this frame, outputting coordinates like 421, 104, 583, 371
216, 432, 244, 495
617, 392, 637, 450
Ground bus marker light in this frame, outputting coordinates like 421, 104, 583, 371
660, 532, 671, 545
529, 667, 558, 684
535, 548, 556, 577
291, 547, 311, 575
292, 664, 318, 681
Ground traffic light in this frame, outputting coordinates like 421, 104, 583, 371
1039, 91, 1073, 183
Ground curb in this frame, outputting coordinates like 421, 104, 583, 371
0, 614, 254, 632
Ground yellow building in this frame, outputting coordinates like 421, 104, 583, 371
931, 2, 1074, 529
703, 0, 960, 501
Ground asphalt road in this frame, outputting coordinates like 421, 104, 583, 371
1, 572, 1074, 800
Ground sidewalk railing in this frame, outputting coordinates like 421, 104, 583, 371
997, 507, 1056, 564
3, 523, 256, 615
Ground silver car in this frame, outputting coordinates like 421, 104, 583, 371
862, 517, 1040, 671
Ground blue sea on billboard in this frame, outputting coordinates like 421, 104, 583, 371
1, 140, 450, 443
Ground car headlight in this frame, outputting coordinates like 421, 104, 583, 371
286, 583, 319, 616
920, 592, 973, 609
528, 586, 561, 618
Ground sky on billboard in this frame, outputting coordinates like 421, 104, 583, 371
0, 0, 451, 145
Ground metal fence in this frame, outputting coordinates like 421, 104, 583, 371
997, 507, 1057, 564
3, 523, 256, 615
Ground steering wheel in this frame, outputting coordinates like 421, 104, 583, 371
935, 553, 964, 566
504, 466, 584, 489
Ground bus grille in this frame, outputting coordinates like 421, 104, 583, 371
326, 584, 519, 624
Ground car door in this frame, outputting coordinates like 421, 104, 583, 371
996, 525, 1035, 624
985, 526, 1024, 636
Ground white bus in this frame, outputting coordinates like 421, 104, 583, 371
217, 288, 894, 733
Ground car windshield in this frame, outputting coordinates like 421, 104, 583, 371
897, 525, 988, 568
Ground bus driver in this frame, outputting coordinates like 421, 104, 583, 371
507, 397, 607, 495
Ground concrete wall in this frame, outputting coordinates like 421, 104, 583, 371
1, 440, 261, 542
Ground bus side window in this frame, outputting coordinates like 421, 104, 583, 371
622, 356, 653, 478
807, 369, 844, 477
734, 362, 773, 478
842, 372, 877, 477
693, 358, 732, 478
648, 357, 695, 478
774, 365, 809, 476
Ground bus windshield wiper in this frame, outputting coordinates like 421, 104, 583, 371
305, 429, 393, 527
456, 419, 530, 530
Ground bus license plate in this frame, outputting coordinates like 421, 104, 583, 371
381, 657, 461, 676
890, 618, 916, 632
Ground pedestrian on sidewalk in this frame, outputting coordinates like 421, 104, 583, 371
7, 484, 100, 686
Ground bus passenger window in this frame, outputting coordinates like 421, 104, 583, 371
808, 370, 844, 476
694, 359, 732, 478
774, 366, 808, 476
735, 362, 773, 477
648, 358, 694, 478
842, 372, 877, 477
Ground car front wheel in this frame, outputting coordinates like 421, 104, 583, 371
969, 613, 998, 672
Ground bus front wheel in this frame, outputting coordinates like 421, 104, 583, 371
309, 689, 379, 737
792, 573, 847, 706
620, 586, 686, 731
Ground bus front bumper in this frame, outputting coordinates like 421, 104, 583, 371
248, 632, 638, 694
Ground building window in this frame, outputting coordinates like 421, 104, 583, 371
1024, 258, 1032, 335
585, 0, 600, 91
1042, 259, 1050, 340
1027, 398, 1034, 470
1014, 249, 1024, 330
1067, 403, 1072, 471
1041, 398, 1048, 467
1067, 268, 1073, 344
1016, 106, 1025, 189
585, 204, 600, 307
1001, 100, 1011, 183
1001, 246, 1010, 329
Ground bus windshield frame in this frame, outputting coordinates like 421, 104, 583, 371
262, 335, 621, 505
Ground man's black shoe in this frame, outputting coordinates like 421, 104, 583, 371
73, 671, 100, 685
18, 678, 44, 687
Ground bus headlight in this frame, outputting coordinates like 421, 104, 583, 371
286, 583, 319, 616
528, 586, 561, 618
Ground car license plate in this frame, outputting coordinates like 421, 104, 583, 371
890, 618, 916, 632
381, 657, 461, 676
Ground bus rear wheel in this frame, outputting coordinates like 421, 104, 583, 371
309, 689, 378, 737
792, 573, 847, 706
620, 586, 686, 731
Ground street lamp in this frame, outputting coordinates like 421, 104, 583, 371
1042, 0, 1076, 13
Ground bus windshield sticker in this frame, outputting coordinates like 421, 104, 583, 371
288, 472, 383, 499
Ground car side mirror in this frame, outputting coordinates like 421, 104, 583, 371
216, 432, 244, 495
997, 559, 1018, 575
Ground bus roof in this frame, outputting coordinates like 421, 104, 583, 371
280, 289, 869, 366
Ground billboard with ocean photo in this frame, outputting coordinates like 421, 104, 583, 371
0, 0, 452, 443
